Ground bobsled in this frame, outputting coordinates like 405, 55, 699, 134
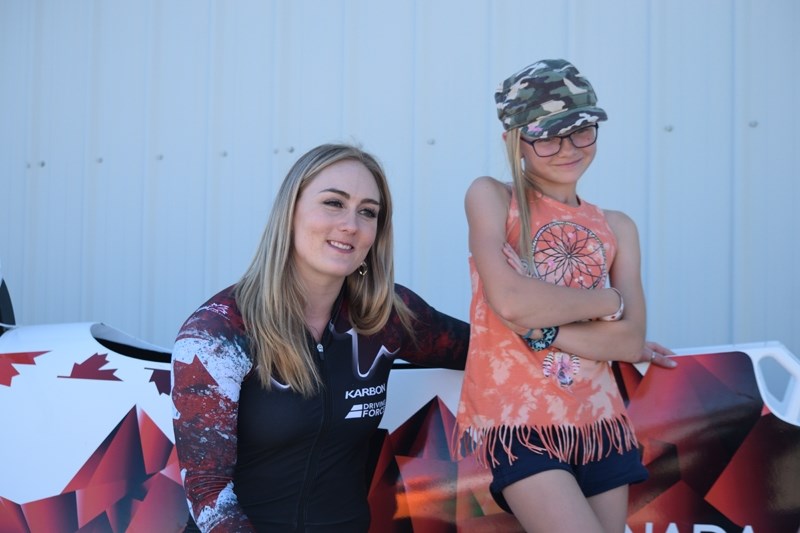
1, 271, 798, 533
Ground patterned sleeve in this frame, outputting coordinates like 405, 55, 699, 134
394, 284, 470, 370
171, 302, 256, 532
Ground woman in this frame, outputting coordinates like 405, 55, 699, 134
171, 143, 469, 532
453, 59, 676, 532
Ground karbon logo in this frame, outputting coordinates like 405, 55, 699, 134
345, 384, 386, 419
345, 384, 386, 399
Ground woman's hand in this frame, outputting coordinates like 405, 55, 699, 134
641, 340, 678, 368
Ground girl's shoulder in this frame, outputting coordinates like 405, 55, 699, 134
600, 208, 639, 240
468, 175, 511, 191
466, 176, 513, 205
601, 208, 635, 226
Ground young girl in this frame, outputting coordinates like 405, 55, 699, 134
453, 59, 672, 533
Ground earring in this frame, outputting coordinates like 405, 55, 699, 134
357, 262, 368, 276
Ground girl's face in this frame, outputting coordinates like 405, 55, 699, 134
291, 159, 381, 288
520, 131, 597, 204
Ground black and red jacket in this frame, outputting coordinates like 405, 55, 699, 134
171, 284, 469, 532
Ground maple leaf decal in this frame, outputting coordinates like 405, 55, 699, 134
0, 351, 49, 387
148, 367, 172, 395
59, 352, 121, 381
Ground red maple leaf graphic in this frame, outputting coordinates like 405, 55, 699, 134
0, 351, 49, 387
147, 367, 171, 395
59, 353, 121, 381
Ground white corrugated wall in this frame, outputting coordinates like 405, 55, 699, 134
1, 0, 798, 356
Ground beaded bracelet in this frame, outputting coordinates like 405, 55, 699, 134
522, 326, 559, 352
598, 287, 624, 322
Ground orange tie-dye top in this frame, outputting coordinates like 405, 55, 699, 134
453, 189, 638, 467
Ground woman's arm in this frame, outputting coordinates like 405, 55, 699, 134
393, 284, 470, 370
467, 176, 621, 328
171, 311, 256, 532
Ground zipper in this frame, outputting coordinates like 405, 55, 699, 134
295, 337, 331, 529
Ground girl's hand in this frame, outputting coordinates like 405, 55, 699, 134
642, 340, 678, 368
503, 242, 530, 277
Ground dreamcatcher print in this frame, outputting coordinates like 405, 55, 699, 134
531, 221, 607, 289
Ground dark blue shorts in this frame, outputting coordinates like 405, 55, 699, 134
488, 428, 649, 513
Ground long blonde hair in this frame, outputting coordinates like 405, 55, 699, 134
504, 128, 540, 276
234, 143, 414, 395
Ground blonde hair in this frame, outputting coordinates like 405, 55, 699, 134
234, 143, 414, 396
504, 128, 540, 275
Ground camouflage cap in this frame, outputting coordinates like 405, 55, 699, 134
495, 59, 607, 139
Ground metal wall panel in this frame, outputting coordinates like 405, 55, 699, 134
20, 2, 94, 326
0, 2, 33, 320
83, 1, 153, 339
733, 0, 800, 348
646, 0, 738, 348
203, 1, 277, 302
0, 0, 797, 358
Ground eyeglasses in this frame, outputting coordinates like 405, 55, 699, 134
520, 125, 599, 157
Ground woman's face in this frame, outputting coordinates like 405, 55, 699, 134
291, 159, 381, 287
